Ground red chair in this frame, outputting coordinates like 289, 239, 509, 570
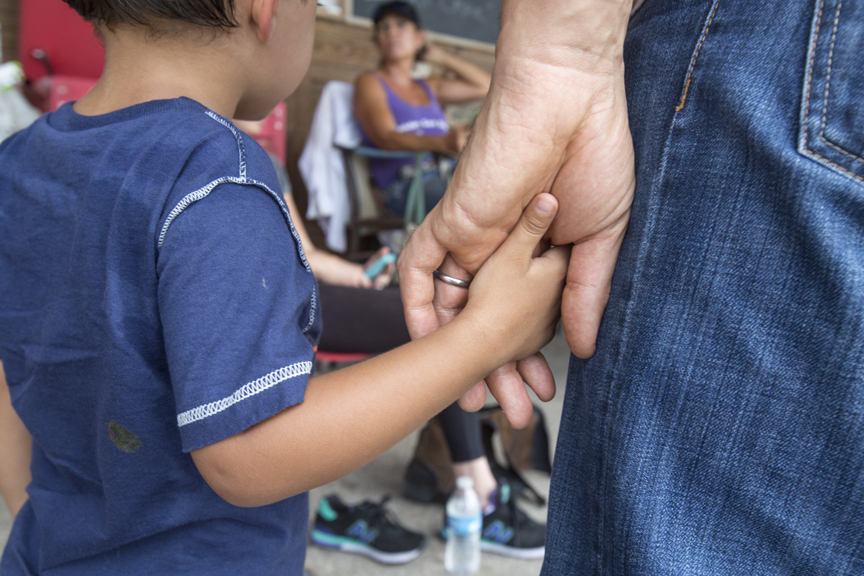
314, 350, 372, 373
44, 75, 96, 111
250, 102, 287, 167
19, 0, 104, 84
18, 0, 287, 165
315, 351, 370, 363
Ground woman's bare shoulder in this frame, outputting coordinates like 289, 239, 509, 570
353, 72, 389, 115
355, 71, 381, 89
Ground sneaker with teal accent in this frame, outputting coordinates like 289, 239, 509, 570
310, 494, 426, 564
441, 481, 546, 560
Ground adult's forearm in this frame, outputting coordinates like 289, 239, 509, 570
0, 362, 32, 517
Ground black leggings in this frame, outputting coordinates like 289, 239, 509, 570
318, 283, 485, 463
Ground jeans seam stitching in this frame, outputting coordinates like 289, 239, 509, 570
803, 0, 826, 153
803, 149, 864, 183
818, 0, 864, 164
675, 0, 720, 112
823, 139, 864, 163
803, 0, 863, 181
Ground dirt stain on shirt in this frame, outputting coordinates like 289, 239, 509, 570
108, 421, 143, 453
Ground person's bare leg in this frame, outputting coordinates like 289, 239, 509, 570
0, 362, 32, 517
453, 457, 497, 506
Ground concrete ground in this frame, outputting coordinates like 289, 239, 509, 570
0, 329, 571, 576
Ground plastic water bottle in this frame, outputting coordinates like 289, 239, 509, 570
445, 476, 482, 574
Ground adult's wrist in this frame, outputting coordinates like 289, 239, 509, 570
496, 0, 630, 76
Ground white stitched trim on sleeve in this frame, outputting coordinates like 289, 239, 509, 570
176, 361, 313, 427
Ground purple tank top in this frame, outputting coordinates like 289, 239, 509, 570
360, 74, 449, 189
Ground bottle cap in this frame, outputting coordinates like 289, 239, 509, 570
456, 476, 474, 490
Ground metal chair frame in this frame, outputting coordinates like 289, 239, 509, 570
339, 146, 428, 258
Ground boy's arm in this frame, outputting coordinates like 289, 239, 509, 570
191, 196, 567, 508
0, 361, 32, 517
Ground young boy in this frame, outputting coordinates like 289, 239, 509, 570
0, 0, 567, 573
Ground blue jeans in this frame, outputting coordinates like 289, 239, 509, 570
543, 0, 864, 574
381, 168, 448, 218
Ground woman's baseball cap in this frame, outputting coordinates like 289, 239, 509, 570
372, 1, 422, 27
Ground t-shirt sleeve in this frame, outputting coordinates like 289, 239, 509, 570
156, 180, 318, 452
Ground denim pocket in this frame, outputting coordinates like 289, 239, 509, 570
799, 0, 864, 184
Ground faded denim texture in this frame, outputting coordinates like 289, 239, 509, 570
542, 0, 864, 574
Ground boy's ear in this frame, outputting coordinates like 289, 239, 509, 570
250, 0, 279, 42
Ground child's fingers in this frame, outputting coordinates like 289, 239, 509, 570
501, 193, 559, 260
539, 244, 571, 272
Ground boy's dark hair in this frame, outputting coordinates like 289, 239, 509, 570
63, 0, 238, 29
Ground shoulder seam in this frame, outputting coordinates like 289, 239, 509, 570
205, 111, 247, 180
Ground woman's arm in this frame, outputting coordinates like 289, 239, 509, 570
354, 73, 466, 154
422, 45, 492, 105
0, 361, 31, 517
283, 192, 393, 288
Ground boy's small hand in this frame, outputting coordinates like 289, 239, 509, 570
462, 193, 568, 380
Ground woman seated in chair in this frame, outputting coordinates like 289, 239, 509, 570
353, 0, 491, 217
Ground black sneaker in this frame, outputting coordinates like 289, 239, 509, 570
403, 457, 451, 504
310, 494, 426, 564
441, 482, 546, 560
480, 483, 546, 559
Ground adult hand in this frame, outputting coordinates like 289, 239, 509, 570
419, 44, 449, 67
399, 0, 635, 427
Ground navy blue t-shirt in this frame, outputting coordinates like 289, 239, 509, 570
0, 98, 321, 575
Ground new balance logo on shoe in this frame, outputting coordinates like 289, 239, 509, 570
346, 520, 378, 544
483, 520, 514, 544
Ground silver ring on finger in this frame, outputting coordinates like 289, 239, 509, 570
433, 269, 471, 288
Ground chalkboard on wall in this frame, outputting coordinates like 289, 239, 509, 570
351, 0, 501, 46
